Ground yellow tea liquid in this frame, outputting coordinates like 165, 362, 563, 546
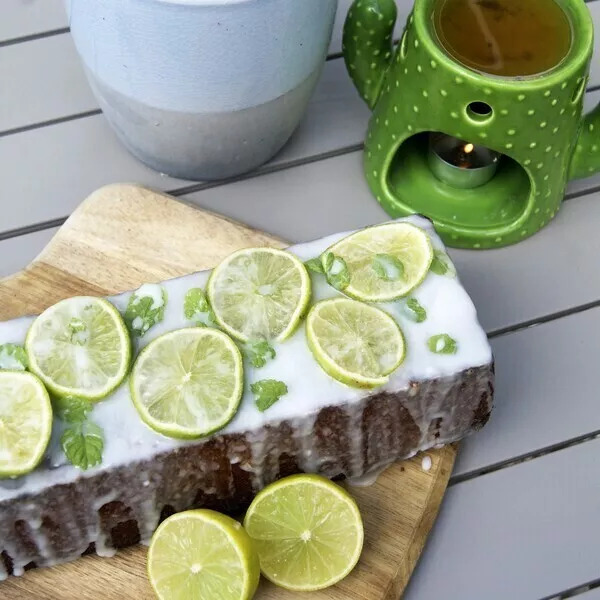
433, 0, 572, 77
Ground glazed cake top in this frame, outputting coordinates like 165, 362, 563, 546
0, 216, 491, 502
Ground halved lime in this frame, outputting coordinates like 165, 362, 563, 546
207, 247, 311, 342
324, 222, 433, 302
306, 298, 405, 388
243, 474, 364, 591
130, 328, 243, 439
148, 509, 260, 600
26, 297, 131, 401
0, 371, 52, 478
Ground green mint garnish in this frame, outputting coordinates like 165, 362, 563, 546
322, 252, 351, 291
184, 288, 217, 327
428, 334, 458, 355
305, 257, 325, 274
404, 298, 427, 323
430, 250, 456, 277
124, 284, 167, 337
372, 253, 405, 281
53, 396, 92, 424
0, 343, 28, 371
61, 421, 104, 471
244, 338, 276, 368
251, 379, 288, 412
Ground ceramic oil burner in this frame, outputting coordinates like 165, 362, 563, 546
343, 0, 600, 248
67, 0, 337, 181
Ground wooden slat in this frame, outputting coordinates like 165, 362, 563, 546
0, 227, 58, 278
0, 34, 95, 132
454, 306, 600, 477
0, 0, 67, 44
404, 438, 600, 600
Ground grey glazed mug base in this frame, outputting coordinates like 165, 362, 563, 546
87, 67, 322, 181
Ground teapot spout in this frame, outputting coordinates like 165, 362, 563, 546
343, 0, 398, 110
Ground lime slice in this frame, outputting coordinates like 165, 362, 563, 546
148, 509, 260, 600
306, 297, 405, 388
0, 371, 52, 477
207, 247, 311, 342
130, 328, 243, 439
26, 297, 131, 401
243, 474, 364, 591
324, 222, 433, 302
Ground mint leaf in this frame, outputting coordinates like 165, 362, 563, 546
428, 334, 458, 355
305, 257, 325, 274
251, 379, 288, 412
183, 288, 217, 327
404, 298, 427, 323
372, 253, 405, 281
53, 396, 92, 424
61, 421, 104, 470
244, 338, 276, 368
322, 252, 351, 291
430, 250, 456, 277
0, 343, 28, 371
124, 284, 167, 337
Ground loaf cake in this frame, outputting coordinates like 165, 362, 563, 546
0, 216, 493, 579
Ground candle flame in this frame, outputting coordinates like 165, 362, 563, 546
464, 143, 474, 154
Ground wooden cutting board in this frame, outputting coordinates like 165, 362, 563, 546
0, 184, 455, 600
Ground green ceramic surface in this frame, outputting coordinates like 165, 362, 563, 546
343, 0, 600, 248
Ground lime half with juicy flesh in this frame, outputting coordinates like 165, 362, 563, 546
26, 296, 131, 401
148, 509, 260, 600
324, 222, 433, 302
0, 371, 52, 478
244, 474, 364, 591
130, 327, 243, 439
306, 297, 405, 388
207, 247, 311, 342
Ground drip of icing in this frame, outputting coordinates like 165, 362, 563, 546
422, 455, 432, 472
347, 463, 392, 487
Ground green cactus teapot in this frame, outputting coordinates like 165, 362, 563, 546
343, 0, 599, 248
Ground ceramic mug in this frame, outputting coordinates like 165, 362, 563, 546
67, 0, 338, 180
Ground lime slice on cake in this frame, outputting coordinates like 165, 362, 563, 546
324, 222, 433, 302
306, 298, 405, 388
207, 247, 311, 342
243, 474, 364, 591
26, 296, 131, 401
130, 327, 243, 439
0, 371, 52, 478
148, 509, 260, 600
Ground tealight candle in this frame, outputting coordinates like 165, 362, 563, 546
428, 134, 500, 189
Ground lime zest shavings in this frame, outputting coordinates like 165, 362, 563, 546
125, 283, 168, 337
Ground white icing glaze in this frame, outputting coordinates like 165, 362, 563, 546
422, 455, 432, 472
0, 216, 491, 505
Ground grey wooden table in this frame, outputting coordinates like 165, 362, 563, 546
2, 1, 600, 599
